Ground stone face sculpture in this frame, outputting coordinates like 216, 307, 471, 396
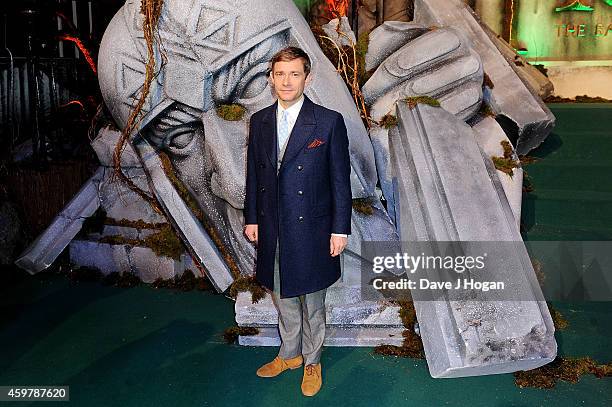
17, 0, 557, 378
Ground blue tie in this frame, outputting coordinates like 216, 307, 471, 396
278, 110, 289, 155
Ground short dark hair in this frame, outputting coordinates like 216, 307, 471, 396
269, 46, 311, 76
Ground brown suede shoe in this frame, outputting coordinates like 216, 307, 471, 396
256, 355, 303, 377
301, 363, 322, 396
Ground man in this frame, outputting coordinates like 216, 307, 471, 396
243, 46, 352, 397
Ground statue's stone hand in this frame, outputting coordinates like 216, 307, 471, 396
362, 22, 484, 122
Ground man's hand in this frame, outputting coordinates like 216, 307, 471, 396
330, 235, 348, 257
244, 224, 258, 243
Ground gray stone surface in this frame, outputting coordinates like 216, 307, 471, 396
363, 27, 483, 123
235, 289, 405, 347
15, 168, 104, 274
98, 166, 167, 224
365, 21, 428, 72
388, 102, 556, 377
69, 240, 131, 274
235, 289, 402, 327
69, 239, 185, 282
91, 126, 141, 168
413, 0, 555, 154
472, 116, 523, 230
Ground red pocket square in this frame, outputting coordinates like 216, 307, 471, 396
307, 138, 325, 149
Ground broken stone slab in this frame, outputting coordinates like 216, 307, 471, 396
69, 239, 186, 283
235, 288, 402, 327
239, 326, 405, 347
472, 116, 523, 231
69, 240, 131, 274
322, 17, 356, 47
235, 288, 405, 347
363, 27, 483, 123
14, 167, 104, 274
413, 0, 555, 155
388, 102, 555, 377
130, 134, 234, 292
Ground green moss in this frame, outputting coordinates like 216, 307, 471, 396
492, 140, 520, 177
477, 102, 496, 118
216, 104, 246, 121
223, 326, 260, 344
98, 224, 185, 261
379, 113, 398, 129
151, 269, 214, 292
229, 275, 267, 304
519, 155, 538, 165
98, 234, 141, 246
404, 96, 440, 109
373, 300, 425, 359
104, 217, 166, 230
492, 157, 518, 177
356, 31, 371, 87
142, 224, 185, 260
352, 197, 375, 216
514, 357, 612, 389
547, 302, 569, 330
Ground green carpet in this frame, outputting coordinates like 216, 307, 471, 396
1, 103, 611, 406
522, 103, 612, 241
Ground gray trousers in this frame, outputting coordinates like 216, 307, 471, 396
270, 241, 327, 365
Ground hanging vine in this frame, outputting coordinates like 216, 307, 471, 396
111, 0, 166, 215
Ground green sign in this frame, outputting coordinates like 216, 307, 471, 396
513, 0, 612, 64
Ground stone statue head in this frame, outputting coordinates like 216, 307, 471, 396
98, 0, 386, 276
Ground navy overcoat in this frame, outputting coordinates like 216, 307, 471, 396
243, 95, 352, 298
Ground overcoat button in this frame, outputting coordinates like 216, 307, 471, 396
260, 163, 265, 168
260, 187, 265, 192
298, 216, 304, 222
297, 165, 303, 170
297, 190, 303, 195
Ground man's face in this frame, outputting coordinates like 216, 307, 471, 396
271, 58, 309, 105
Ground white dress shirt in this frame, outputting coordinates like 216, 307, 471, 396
277, 96, 348, 239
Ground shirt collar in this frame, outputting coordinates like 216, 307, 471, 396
277, 95, 305, 119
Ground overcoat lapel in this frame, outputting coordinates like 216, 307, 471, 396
260, 101, 278, 168
280, 96, 317, 171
